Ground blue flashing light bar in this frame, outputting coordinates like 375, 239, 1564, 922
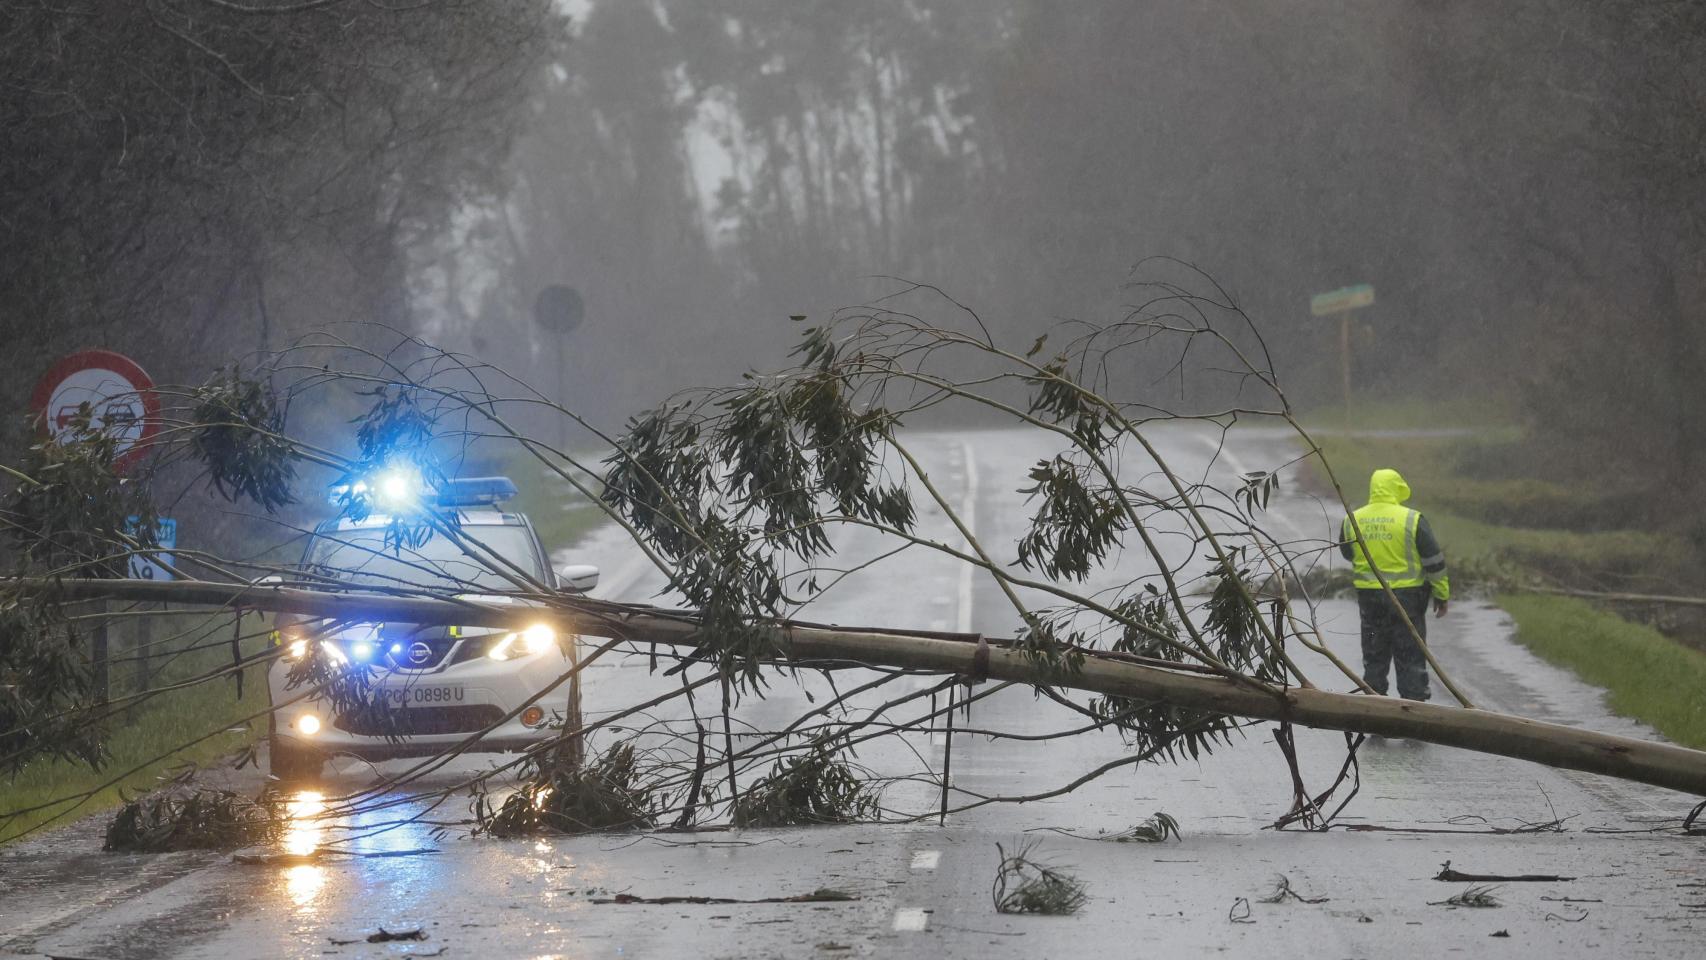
436, 476, 518, 507
327, 473, 517, 510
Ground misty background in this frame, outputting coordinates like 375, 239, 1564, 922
3, 0, 1703, 549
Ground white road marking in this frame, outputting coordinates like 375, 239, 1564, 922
957, 439, 977, 635
892, 908, 930, 931
597, 550, 655, 602
910, 850, 941, 871
1194, 430, 1308, 546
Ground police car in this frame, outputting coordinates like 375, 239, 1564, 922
266, 473, 597, 780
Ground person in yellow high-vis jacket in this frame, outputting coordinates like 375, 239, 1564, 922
1339, 468, 1450, 701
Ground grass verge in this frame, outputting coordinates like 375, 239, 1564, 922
501, 449, 613, 556
1497, 594, 1706, 749
1, 676, 262, 845
2, 611, 269, 846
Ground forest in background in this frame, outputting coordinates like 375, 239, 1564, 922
4, 0, 1705, 556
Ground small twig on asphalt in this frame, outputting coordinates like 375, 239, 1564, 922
1257, 874, 1329, 904
992, 840, 1089, 915
233, 847, 438, 865
328, 926, 427, 944
591, 888, 857, 905
1429, 885, 1502, 908
1434, 860, 1574, 882
1685, 798, 1706, 834
1027, 810, 1181, 843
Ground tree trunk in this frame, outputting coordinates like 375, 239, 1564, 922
21, 577, 1706, 798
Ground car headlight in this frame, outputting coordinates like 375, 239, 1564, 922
285, 638, 309, 661
319, 641, 350, 666
489, 623, 556, 661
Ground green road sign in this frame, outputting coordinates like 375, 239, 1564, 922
1310, 284, 1375, 316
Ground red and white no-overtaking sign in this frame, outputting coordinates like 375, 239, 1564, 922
30, 349, 160, 471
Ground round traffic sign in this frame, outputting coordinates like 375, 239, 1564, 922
30, 350, 160, 471
533, 284, 585, 334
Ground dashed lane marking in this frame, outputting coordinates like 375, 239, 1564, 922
910, 850, 941, 871
892, 908, 930, 931
957, 438, 978, 636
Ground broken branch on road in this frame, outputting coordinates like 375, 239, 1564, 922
1434, 860, 1576, 883
591, 888, 857, 905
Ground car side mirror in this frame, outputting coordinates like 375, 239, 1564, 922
558, 563, 600, 593
252, 574, 284, 586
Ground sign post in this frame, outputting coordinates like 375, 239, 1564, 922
1310, 285, 1375, 418
32, 350, 162, 703
534, 285, 585, 450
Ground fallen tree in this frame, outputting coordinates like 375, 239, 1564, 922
19, 575, 1706, 796
4, 273, 1703, 845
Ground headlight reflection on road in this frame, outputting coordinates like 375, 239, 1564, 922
282, 790, 328, 910
284, 864, 326, 908
284, 790, 326, 855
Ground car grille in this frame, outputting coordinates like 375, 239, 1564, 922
378, 630, 499, 671
383, 637, 458, 670
333, 704, 507, 737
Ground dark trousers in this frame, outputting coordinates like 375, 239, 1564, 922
1356, 586, 1432, 701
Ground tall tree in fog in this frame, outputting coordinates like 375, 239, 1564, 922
476, 0, 1011, 425
0, 1, 561, 452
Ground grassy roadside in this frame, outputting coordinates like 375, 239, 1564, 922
1497, 594, 1706, 750
501, 449, 614, 556
1, 642, 265, 845
1307, 408, 1706, 747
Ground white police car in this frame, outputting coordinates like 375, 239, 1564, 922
266, 474, 597, 780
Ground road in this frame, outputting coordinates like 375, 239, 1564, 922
2, 424, 1703, 959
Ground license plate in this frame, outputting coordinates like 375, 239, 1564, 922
380, 685, 465, 706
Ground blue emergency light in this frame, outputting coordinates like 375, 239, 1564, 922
328, 472, 517, 510
436, 476, 519, 507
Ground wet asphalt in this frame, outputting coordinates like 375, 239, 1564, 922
2, 424, 1703, 959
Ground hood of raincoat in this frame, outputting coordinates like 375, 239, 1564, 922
1367, 468, 1411, 505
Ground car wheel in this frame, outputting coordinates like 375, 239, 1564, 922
269, 736, 324, 781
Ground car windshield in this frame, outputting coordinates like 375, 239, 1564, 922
304, 523, 542, 592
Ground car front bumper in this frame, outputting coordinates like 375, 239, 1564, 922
268, 643, 580, 761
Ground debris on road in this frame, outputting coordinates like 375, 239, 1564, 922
231, 847, 439, 865
992, 840, 1088, 915
590, 887, 857, 905
1430, 885, 1503, 908
328, 925, 427, 944
103, 787, 279, 852
478, 740, 656, 838
1434, 860, 1575, 882
731, 734, 877, 827
1029, 810, 1182, 843
1257, 874, 1330, 904
1119, 811, 1182, 843
1227, 897, 1255, 923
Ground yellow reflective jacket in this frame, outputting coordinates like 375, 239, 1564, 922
1339, 468, 1449, 600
